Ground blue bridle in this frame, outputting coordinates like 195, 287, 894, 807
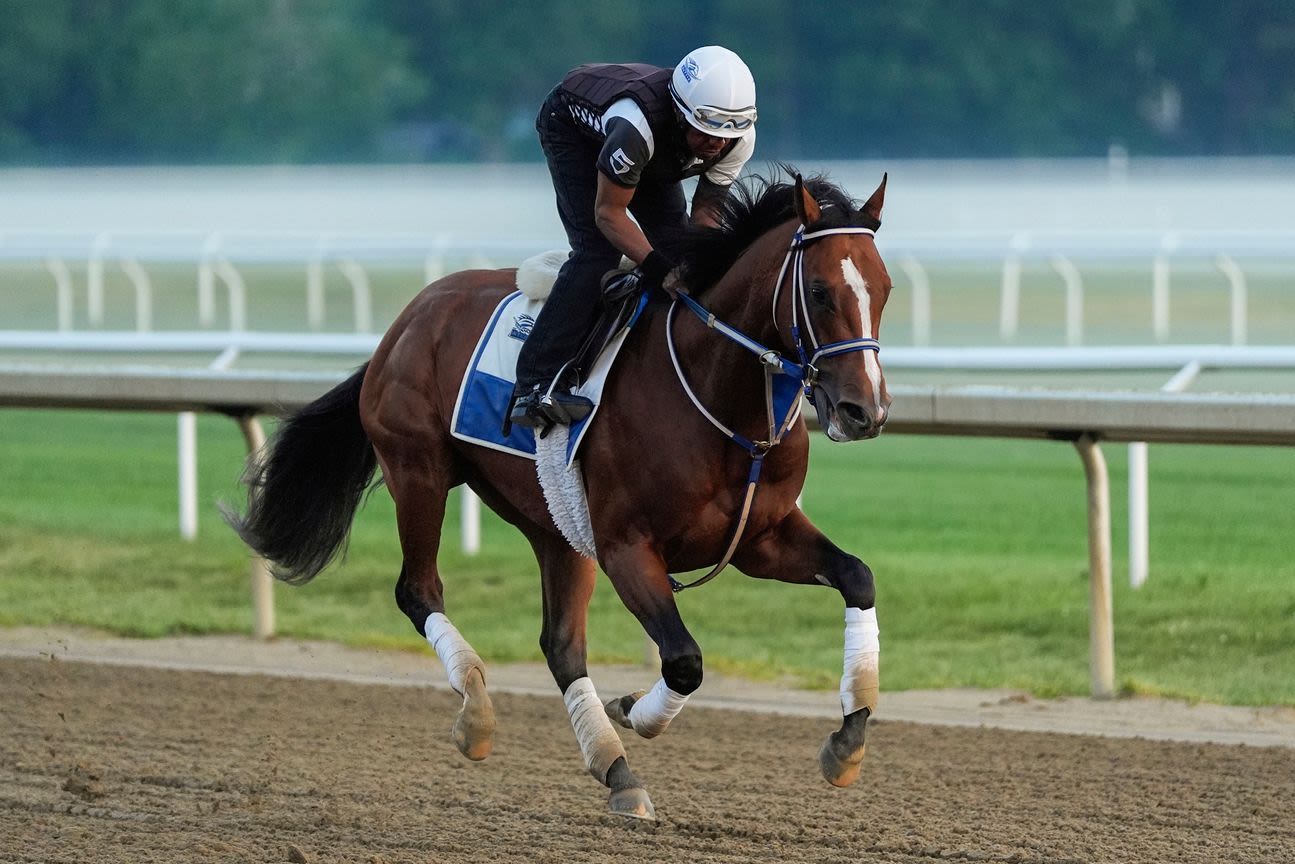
672, 223, 882, 433
664, 222, 882, 591
775, 224, 882, 394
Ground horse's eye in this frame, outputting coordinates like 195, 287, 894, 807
810, 282, 830, 306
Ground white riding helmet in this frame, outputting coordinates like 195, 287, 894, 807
669, 46, 757, 139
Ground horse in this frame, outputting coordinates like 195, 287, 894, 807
230, 170, 892, 821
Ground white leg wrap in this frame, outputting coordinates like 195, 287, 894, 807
564, 677, 627, 783
627, 677, 689, 739
425, 612, 483, 695
840, 606, 880, 716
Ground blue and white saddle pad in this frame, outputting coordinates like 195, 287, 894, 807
450, 290, 643, 467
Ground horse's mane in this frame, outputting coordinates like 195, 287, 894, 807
676, 166, 880, 294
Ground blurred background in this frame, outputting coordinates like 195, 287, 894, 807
3, 0, 1294, 336
3, 1, 1295, 272
5, 0, 1295, 165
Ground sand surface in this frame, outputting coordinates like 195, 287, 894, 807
2, 629, 1293, 863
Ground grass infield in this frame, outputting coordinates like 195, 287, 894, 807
0, 408, 1291, 706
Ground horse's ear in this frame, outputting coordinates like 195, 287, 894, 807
861, 173, 887, 225
793, 173, 821, 225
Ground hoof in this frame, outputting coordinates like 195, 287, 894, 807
608, 786, 656, 821
818, 736, 866, 788
604, 690, 646, 730
452, 667, 495, 761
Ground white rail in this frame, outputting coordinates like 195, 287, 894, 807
11, 227, 1295, 348
7, 332, 1295, 370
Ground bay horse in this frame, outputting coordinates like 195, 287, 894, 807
230, 170, 892, 820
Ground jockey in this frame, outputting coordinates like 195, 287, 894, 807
510, 45, 758, 429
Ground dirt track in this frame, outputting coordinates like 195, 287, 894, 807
2, 656, 1293, 864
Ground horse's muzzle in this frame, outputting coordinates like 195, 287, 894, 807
833, 398, 887, 441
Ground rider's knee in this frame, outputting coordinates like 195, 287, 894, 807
662, 652, 704, 695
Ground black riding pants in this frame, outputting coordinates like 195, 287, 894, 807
515, 101, 687, 392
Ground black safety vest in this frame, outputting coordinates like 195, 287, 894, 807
553, 63, 737, 183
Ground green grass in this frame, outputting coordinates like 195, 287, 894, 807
1, 408, 1292, 706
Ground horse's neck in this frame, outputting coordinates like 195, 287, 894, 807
703, 221, 798, 343
670, 221, 799, 427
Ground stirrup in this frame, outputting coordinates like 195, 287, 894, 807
539, 391, 594, 425
508, 389, 550, 431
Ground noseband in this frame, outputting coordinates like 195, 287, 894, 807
664, 222, 881, 591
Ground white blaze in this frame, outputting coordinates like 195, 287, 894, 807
840, 257, 883, 412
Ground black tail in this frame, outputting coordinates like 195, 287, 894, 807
226, 364, 377, 585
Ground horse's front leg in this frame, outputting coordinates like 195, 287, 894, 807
733, 508, 879, 788
599, 543, 703, 742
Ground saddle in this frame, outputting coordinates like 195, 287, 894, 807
511, 263, 646, 431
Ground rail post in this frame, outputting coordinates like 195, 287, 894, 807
45, 258, 74, 331
87, 233, 110, 326
307, 235, 328, 331
1128, 361, 1202, 589
1152, 233, 1178, 343
337, 258, 373, 333
213, 258, 247, 332
178, 412, 198, 540
899, 255, 931, 346
1050, 254, 1084, 347
460, 487, 481, 555
999, 233, 1029, 341
198, 233, 221, 327
1216, 254, 1247, 346
121, 258, 153, 332
424, 233, 450, 286
237, 414, 275, 640
1075, 434, 1115, 698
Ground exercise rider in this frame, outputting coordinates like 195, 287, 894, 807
510, 45, 758, 429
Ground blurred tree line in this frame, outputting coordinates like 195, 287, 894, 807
2, 0, 1292, 164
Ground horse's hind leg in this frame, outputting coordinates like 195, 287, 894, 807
530, 534, 654, 820
732, 508, 878, 788
381, 448, 495, 762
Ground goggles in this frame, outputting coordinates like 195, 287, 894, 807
670, 85, 757, 133
689, 104, 757, 132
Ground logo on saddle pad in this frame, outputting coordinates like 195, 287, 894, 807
508, 313, 535, 341
610, 148, 635, 176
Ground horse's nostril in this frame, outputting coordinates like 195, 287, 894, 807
838, 401, 872, 430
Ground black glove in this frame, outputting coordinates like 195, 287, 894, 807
600, 250, 676, 302
637, 249, 674, 293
